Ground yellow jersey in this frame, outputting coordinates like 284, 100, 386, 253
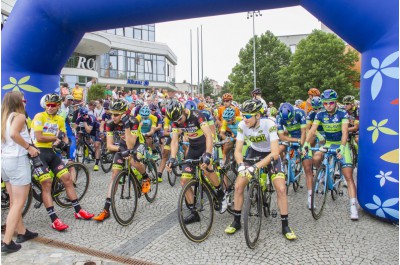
32, 112, 66, 148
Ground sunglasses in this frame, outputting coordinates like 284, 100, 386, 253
243, 114, 256, 119
313, 107, 322, 111
344, 103, 352, 105
223, 100, 231, 103
22, 99, 27, 103
323, 101, 335, 106
46, 103, 58, 108
112, 113, 121, 117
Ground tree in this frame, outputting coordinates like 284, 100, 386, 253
87, 84, 105, 101
202, 77, 214, 98
278, 30, 360, 102
228, 30, 292, 103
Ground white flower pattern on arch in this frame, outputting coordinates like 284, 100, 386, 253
375, 171, 398, 187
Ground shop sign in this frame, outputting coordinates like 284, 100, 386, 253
127, 79, 149, 86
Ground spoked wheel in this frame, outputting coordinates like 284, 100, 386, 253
243, 181, 262, 249
177, 179, 214, 242
54, 162, 90, 208
100, 143, 114, 173
311, 166, 328, 220
263, 181, 276, 218
75, 142, 85, 163
331, 161, 342, 201
172, 151, 184, 177
144, 159, 158, 203
111, 170, 138, 226
282, 159, 290, 194
293, 159, 302, 192
167, 170, 176, 187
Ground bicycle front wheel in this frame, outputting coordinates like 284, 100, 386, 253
167, 171, 176, 187
144, 159, 158, 203
243, 181, 262, 249
111, 170, 138, 226
54, 162, 90, 208
311, 165, 328, 220
100, 143, 114, 173
75, 142, 84, 163
177, 179, 214, 242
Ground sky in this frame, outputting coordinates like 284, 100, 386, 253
156, 6, 321, 85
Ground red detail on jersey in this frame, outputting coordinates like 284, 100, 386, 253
57, 165, 64, 170
184, 167, 191, 172
187, 133, 198, 138
132, 124, 139, 130
198, 117, 204, 123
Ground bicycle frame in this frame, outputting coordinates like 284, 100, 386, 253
283, 142, 303, 188
311, 147, 343, 192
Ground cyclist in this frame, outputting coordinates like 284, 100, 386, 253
303, 89, 358, 220
75, 107, 102, 170
306, 96, 325, 146
31, 94, 94, 231
93, 99, 149, 222
100, 101, 111, 139
299, 88, 320, 115
276, 103, 314, 209
268, 107, 277, 121
251, 88, 268, 111
135, 105, 158, 160
159, 107, 173, 181
220, 107, 241, 164
343, 95, 359, 144
225, 99, 296, 240
188, 101, 217, 141
165, 99, 224, 224
216, 93, 240, 127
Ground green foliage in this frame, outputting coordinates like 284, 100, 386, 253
228, 31, 292, 103
202, 77, 214, 97
278, 30, 360, 102
87, 84, 105, 101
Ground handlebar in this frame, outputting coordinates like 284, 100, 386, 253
279, 141, 300, 147
305, 146, 340, 154
171, 158, 202, 168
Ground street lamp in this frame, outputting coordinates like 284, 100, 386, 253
247, 10, 262, 91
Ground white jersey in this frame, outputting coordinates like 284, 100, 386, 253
237, 118, 279, 153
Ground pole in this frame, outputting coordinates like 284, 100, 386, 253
197, 27, 200, 96
252, 13, 256, 91
201, 25, 204, 97
190, 29, 193, 97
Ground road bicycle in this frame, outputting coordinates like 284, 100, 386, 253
110, 148, 158, 226
166, 140, 189, 187
99, 141, 114, 173
173, 157, 224, 242
280, 141, 303, 194
308, 146, 344, 220
243, 157, 278, 249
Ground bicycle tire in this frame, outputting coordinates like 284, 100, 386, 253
75, 142, 84, 163
243, 181, 262, 249
100, 143, 113, 173
226, 187, 236, 215
172, 151, 184, 177
54, 162, 90, 208
167, 170, 176, 187
144, 159, 158, 203
331, 161, 342, 201
177, 179, 214, 242
263, 181, 275, 218
111, 170, 138, 226
293, 158, 302, 192
311, 165, 328, 220
282, 159, 290, 194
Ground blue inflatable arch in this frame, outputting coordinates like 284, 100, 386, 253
2, 0, 398, 222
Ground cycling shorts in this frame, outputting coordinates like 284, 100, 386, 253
323, 142, 352, 168
245, 147, 285, 182
181, 144, 206, 179
163, 136, 172, 150
34, 148, 69, 183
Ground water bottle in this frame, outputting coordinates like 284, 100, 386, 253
132, 167, 142, 180
260, 172, 268, 190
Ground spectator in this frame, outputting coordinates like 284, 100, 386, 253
94, 99, 105, 121
85, 78, 96, 103
125, 90, 133, 103
87, 100, 96, 116
104, 84, 112, 100
1, 91, 39, 253
61, 95, 74, 116
60, 83, 70, 98
71, 83, 84, 105
267, 101, 274, 117
112, 87, 118, 100
132, 90, 138, 100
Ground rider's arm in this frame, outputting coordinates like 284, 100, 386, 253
341, 119, 349, 146
106, 134, 119, 152
348, 121, 359, 133
201, 124, 213, 154
300, 127, 306, 146
234, 140, 244, 164
219, 120, 227, 140
170, 130, 179, 158
100, 121, 105, 133
255, 140, 279, 169
84, 121, 93, 134
305, 123, 318, 143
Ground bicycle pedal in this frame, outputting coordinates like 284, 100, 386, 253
34, 202, 42, 209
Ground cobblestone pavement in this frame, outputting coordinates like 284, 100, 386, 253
2, 166, 399, 264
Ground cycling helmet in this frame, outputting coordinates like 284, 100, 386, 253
343, 95, 355, 104
251, 88, 262, 95
231, 101, 239, 108
166, 99, 184, 122
79, 108, 89, 116
279, 103, 295, 121
241, 99, 263, 114
197, 102, 205, 110
44, 93, 61, 104
222, 107, 235, 121
135, 99, 144, 107
321, 89, 338, 102
311, 96, 323, 109
185, 100, 197, 110
308, 88, 321, 96
222, 93, 233, 101
149, 103, 158, 111
110, 99, 128, 113
139, 105, 151, 117
161, 107, 166, 116
269, 107, 277, 117
294, 99, 303, 106
40, 95, 47, 108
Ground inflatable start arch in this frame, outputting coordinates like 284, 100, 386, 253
2, 0, 398, 222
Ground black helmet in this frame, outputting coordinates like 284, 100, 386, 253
166, 99, 184, 121
110, 99, 127, 114
241, 99, 263, 114
44, 93, 61, 103
251, 88, 262, 95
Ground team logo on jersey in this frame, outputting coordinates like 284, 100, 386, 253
258, 130, 263, 133
332, 115, 338, 123
238, 127, 243, 133
198, 117, 204, 123
249, 134, 266, 142
269, 126, 277, 133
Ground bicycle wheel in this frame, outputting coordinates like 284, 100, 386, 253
54, 162, 90, 208
263, 181, 275, 218
243, 181, 262, 249
311, 165, 328, 220
282, 159, 290, 194
293, 158, 302, 192
111, 170, 138, 226
144, 159, 158, 203
226, 186, 236, 215
172, 151, 184, 177
177, 179, 214, 242
75, 142, 84, 163
100, 143, 114, 173
167, 170, 176, 187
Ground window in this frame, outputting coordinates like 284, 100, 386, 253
106, 29, 116, 34
134, 28, 141, 40
125, 27, 133, 38
116, 28, 124, 36
149, 31, 155, 41
145, 60, 152, 73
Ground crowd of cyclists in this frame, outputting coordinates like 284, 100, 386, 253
2, 84, 361, 252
